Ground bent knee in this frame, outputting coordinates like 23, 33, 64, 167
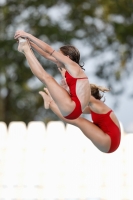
101, 134, 111, 153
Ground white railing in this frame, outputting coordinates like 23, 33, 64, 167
0, 121, 132, 200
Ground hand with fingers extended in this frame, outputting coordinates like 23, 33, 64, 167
58, 67, 66, 78
14, 30, 30, 40
57, 68, 69, 91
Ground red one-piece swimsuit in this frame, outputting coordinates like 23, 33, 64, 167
90, 110, 121, 153
64, 71, 88, 120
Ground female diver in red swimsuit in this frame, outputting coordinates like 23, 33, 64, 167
14, 30, 90, 120
39, 82, 121, 153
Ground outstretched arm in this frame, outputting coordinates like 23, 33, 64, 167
14, 30, 54, 55
30, 41, 58, 64
14, 30, 81, 75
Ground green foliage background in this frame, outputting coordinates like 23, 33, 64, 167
0, 0, 133, 124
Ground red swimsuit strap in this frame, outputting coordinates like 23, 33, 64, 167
65, 71, 88, 80
107, 110, 112, 115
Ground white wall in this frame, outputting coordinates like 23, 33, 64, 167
0, 121, 132, 200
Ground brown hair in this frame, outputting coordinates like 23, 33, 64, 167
60, 45, 85, 70
90, 84, 110, 101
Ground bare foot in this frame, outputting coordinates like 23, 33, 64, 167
39, 88, 53, 109
18, 37, 31, 54
44, 88, 53, 100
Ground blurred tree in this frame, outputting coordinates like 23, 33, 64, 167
0, 0, 132, 124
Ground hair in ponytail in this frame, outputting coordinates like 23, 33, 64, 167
90, 84, 110, 101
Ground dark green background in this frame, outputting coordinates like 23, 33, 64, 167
0, 0, 132, 124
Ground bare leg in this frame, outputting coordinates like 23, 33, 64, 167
18, 38, 76, 117
39, 89, 111, 153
